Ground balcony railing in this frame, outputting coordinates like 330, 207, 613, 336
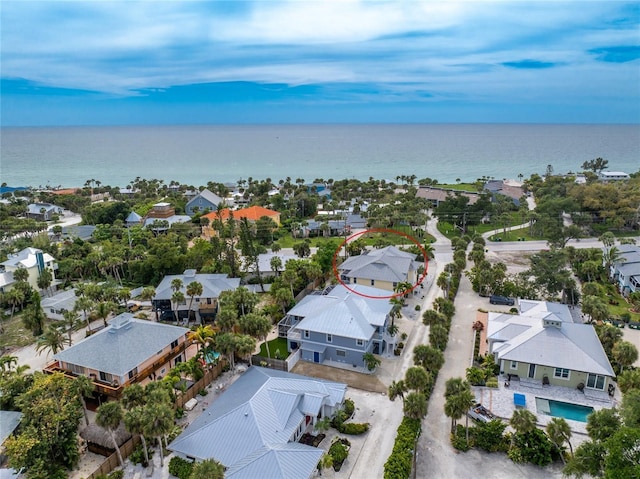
43, 341, 188, 398
287, 329, 301, 341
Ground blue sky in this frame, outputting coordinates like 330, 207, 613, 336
1, 1, 639, 126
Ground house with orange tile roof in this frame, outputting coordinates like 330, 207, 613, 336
201, 206, 281, 236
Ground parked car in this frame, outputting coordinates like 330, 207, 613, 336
489, 295, 515, 306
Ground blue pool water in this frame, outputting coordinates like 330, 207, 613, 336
547, 400, 594, 423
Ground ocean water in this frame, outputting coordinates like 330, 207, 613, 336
1, 124, 638, 188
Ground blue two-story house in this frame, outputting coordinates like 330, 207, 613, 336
279, 284, 396, 369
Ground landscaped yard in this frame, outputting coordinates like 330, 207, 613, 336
259, 336, 289, 359
0, 313, 39, 352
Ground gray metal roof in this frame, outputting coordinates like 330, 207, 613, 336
1, 247, 55, 269
54, 315, 188, 376
154, 272, 240, 300
338, 246, 418, 282
186, 189, 224, 209
488, 301, 614, 377
169, 367, 346, 479
288, 284, 392, 340
0, 410, 22, 445
41, 288, 78, 315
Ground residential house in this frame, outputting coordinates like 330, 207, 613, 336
125, 211, 143, 227
0, 410, 22, 468
169, 366, 346, 479
416, 186, 481, 207
41, 288, 78, 321
201, 206, 281, 237
153, 269, 241, 323
279, 284, 396, 368
301, 219, 350, 238
599, 171, 630, 183
487, 300, 615, 395
607, 245, 640, 297
0, 247, 58, 292
244, 252, 299, 278
143, 202, 191, 231
26, 203, 62, 221
338, 245, 422, 292
44, 314, 189, 399
185, 189, 225, 216
484, 180, 524, 206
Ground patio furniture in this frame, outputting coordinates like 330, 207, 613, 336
514, 393, 526, 408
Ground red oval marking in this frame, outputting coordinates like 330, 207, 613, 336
331, 228, 429, 300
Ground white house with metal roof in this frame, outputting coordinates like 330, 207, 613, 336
607, 244, 640, 297
153, 270, 241, 323
0, 247, 58, 293
46, 314, 189, 398
337, 245, 422, 292
41, 288, 78, 321
169, 366, 347, 479
279, 284, 396, 368
487, 300, 615, 392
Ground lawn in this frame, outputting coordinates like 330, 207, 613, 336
437, 183, 481, 192
259, 337, 289, 359
277, 228, 435, 249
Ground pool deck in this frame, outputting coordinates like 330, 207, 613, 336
471, 375, 618, 437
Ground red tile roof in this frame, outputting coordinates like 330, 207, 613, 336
203, 206, 279, 222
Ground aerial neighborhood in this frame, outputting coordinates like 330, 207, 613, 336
1, 165, 639, 479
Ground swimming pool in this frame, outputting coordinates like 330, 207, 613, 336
535, 398, 594, 423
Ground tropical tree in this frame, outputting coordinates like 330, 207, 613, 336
596, 324, 624, 358
586, 407, 621, 442
95, 300, 117, 328
546, 417, 573, 464
96, 401, 125, 467
189, 324, 216, 352
412, 345, 444, 374
5, 288, 25, 318
185, 281, 203, 322
74, 295, 95, 330
190, 458, 226, 479
617, 369, 640, 394
74, 374, 95, 426
403, 391, 428, 420
142, 402, 174, 467
234, 334, 257, 366
216, 306, 238, 333
270, 256, 283, 276
124, 406, 151, 467
22, 291, 46, 336
139, 286, 156, 302
363, 352, 381, 371
422, 309, 447, 327
429, 323, 449, 351
510, 409, 537, 439
215, 332, 238, 369
172, 290, 185, 322
35, 325, 70, 357
388, 380, 407, 404
317, 453, 334, 477
612, 340, 639, 375
37, 268, 53, 296
62, 309, 80, 343
12, 266, 29, 283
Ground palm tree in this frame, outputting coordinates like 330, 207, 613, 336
403, 391, 428, 419
429, 323, 449, 351
37, 268, 53, 296
190, 459, 225, 479
422, 309, 446, 327
62, 309, 80, 343
124, 407, 150, 467
270, 256, 283, 276
171, 278, 183, 294
215, 332, 238, 369
5, 288, 25, 317
172, 291, 185, 322
139, 286, 156, 302
142, 402, 174, 467
546, 417, 572, 464
185, 281, 203, 323
35, 325, 70, 357
95, 301, 117, 328
317, 453, 333, 477
413, 345, 444, 374
388, 380, 407, 403
189, 324, 216, 352
612, 340, 639, 375
74, 374, 95, 426
510, 409, 537, 441
404, 366, 432, 393
234, 334, 256, 366
96, 401, 125, 467
74, 296, 94, 331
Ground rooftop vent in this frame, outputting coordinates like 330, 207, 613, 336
184, 269, 197, 278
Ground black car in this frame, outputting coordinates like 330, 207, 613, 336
489, 295, 515, 306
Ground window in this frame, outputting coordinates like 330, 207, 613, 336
554, 368, 570, 379
327, 334, 332, 343
356, 339, 364, 347
171, 339, 179, 349
587, 373, 606, 390
304, 330, 310, 339
393, 282, 398, 289
99, 371, 113, 383
68, 364, 85, 375
510, 361, 518, 370
128, 367, 138, 379
370, 279, 375, 286
336, 350, 346, 357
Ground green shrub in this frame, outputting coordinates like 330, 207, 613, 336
383, 417, 421, 479
486, 377, 499, 388
510, 429, 554, 466
415, 305, 421, 311
175, 407, 185, 419
198, 389, 208, 396
466, 366, 486, 386
343, 398, 355, 418
329, 438, 350, 471
128, 444, 153, 466
451, 424, 473, 452
474, 419, 508, 453
168, 456, 194, 479
337, 422, 370, 435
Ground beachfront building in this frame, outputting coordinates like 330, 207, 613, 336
153, 269, 241, 323
142, 202, 191, 232
279, 284, 396, 368
487, 300, 615, 397
185, 189, 226, 216
416, 186, 481, 208
169, 366, 347, 479
44, 314, 190, 399
599, 171, 630, 183
338, 245, 421, 292
0, 247, 58, 293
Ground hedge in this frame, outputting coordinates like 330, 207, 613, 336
383, 417, 421, 479
337, 422, 370, 435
